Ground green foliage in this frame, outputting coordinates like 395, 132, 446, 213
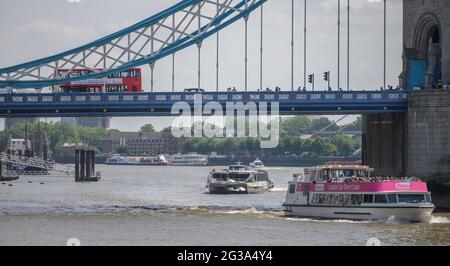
311, 117, 340, 132
280, 116, 311, 135
0, 122, 108, 154
182, 135, 359, 157
180, 116, 362, 157
114, 145, 128, 154
280, 116, 361, 135
140, 124, 156, 134
343, 116, 363, 131
331, 135, 360, 156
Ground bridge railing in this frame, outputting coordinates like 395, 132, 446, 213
0, 90, 407, 106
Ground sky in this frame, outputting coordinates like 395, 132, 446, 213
0, 0, 403, 131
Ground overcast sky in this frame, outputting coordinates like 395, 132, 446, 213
0, 0, 403, 131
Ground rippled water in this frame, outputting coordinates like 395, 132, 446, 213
0, 165, 449, 246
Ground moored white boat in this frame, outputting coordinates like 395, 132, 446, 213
169, 153, 208, 166
105, 155, 140, 165
283, 164, 435, 223
105, 154, 168, 165
139, 155, 168, 165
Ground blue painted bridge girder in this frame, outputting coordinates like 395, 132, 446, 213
0, 91, 407, 118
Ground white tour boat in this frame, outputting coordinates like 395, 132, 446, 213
283, 164, 435, 222
207, 164, 274, 194
105, 155, 167, 166
139, 155, 168, 166
105, 155, 140, 165
169, 153, 208, 166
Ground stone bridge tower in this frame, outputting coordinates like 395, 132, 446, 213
363, 0, 450, 177
400, 0, 449, 89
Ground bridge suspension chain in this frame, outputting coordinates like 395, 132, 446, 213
0, 0, 267, 89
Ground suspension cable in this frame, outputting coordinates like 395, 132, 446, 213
291, 0, 295, 92
260, 4, 264, 91
244, 0, 249, 92
172, 14, 176, 92
303, 0, 307, 90
338, 0, 341, 91
347, 0, 350, 91
216, 0, 220, 92
197, 2, 202, 90
150, 25, 155, 92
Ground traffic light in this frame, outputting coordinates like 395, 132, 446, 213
323, 71, 331, 89
323, 71, 329, 82
308, 73, 315, 91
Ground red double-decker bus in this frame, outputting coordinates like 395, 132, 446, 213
56, 68, 142, 93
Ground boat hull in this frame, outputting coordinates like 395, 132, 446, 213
208, 182, 270, 194
208, 182, 248, 194
170, 162, 208, 166
283, 204, 435, 223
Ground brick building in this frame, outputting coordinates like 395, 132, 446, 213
101, 129, 182, 155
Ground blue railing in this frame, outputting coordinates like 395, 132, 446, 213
0, 90, 408, 117
0, 90, 407, 105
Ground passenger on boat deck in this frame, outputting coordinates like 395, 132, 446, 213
367, 176, 421, 182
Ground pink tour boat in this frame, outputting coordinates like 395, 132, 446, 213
283, 164, 435, 222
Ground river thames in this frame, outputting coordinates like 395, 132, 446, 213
0, 165, 449, 246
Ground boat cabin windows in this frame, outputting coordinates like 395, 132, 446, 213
374, 194, 388, 204
387, 194, 398, 204
311, 193, 431, 206
425, 194, 432, 203
311, 194, 362, 206
212, 173, 228, 181
255, 171, 269, 182
288, 184, 296, 194
228, 165, 247, 171
363, 194, 374, 203
228, 173, 251, 181
398, 194, 428, 204
212, 172, 252, 181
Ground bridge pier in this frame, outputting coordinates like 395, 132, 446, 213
363, 90, 450, 177
406, 90, 450, 177
75, 149, 99, 182
362, 113, 407, 177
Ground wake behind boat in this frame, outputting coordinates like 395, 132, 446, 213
283, 163, 435, 223
207, 164, 274, 194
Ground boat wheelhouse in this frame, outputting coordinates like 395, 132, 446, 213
283, 164, 435, 222
249, 158, 265, 169
207, 164, 274, 194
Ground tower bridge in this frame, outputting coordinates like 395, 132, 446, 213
0, 0, 449, 177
